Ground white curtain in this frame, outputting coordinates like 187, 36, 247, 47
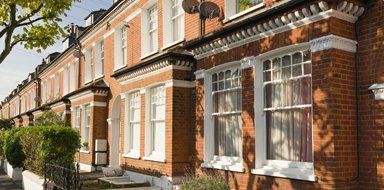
264, 51, 312, 162
212, 68, 242, 157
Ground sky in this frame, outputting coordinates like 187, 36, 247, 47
0, 0, 113, 101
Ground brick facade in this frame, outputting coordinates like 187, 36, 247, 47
1, 0, 383, 189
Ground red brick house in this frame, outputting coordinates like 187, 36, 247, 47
2, 0, 384, 189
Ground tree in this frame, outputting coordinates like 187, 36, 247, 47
0, 0, 78, 64
34, 110, 64, 127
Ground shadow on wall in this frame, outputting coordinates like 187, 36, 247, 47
192, 18, 359, 189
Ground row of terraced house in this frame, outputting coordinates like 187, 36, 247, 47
1, 0, 384, 189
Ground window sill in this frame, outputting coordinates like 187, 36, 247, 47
114, 65, 127, 72
251, 166, 316, 181
142, 155, 165, 163
223, 3, 265, 24
94, 75, 104, 80
140, 51, 158, 60
201, 160, 245, 173
80, 149, 90, 154
161, 39, 185, 51
122, 153, 140, 159
84, 80, 93, 85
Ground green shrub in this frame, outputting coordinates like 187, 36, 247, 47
0, 119, 13, 130
0, 130, 5, 156
34, 110, 64, 127
2, 128, 26, 168
180, 173, 230, 190
20, 126, 81, 175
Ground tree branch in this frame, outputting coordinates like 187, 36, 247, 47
16, 16, 48, 27
16, 4, 44, 25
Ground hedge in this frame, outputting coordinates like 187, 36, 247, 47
2, 126, 80, 176
180, 173, 230, 190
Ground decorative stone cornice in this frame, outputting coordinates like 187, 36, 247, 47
118, 59, 194, 84
241, 57, 256, 69
369, 84, 384, 100
190, 1, 364, 60
310, 35, 357, 53
165, 80, 195, 88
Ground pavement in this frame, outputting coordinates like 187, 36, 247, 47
0, 169, 21, 190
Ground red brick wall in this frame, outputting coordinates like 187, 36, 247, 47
193, 17, 359, 189
356, 0, 384, 189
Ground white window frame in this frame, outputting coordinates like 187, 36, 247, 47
201, 61, 245, 173
54, 74, 60, 99
251, 44, 315, 181
84, 48, 93, 84
162, 0, 184, 49
46, 79, 51, 102
81, 104, 91, 146
123, 91, 141, 159
114, 25, 128, 71
73, 106, 81, 130
95, 40, 104, 79
141, 1, 158, 59
69, 62, 76, 92
143, 84, 166, 163
224, 0, 265, 23
63, 66, 69, 95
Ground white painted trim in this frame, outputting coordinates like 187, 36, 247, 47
140, 88, 146, 94
202, 161, 245, 173
194, 69, 205, 80
90, 101, 107, 107
103, 28, 115, 39
310, 34, 357, 53
251, 167, 316, 181
94, 75, 104, 80
122, 153, 140, 159
68, 91, 94, 102
142, 155, 166, 163
165, 80, 195, 88
124, 8, 142, 22
80, 149, 90, 154
241, 56, 256, 69
22, 170, 44, 190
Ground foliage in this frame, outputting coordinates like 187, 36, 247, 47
82, 141, 89, 147
0, 130, 5, 156
0, 119, 13, 131
0, 0, 78, 64
2, 127, 26, 168
34, 110, 64, 127
180, 173, 230, 190
20, 126, 81, 175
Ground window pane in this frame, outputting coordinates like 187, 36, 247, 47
264, 49, 312, 163
237, 0, 263, 13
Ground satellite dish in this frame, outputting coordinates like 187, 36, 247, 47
199, 1, 220, 20
182, 0, 200, 14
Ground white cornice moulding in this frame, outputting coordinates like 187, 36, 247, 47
369, 83, 384, 100
140, 88, 146, 94
310, 35, 357, 53
191, 1, 364, 60
90, 101, 107, 107
194, 70, 205, 80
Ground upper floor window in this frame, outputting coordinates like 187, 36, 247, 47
95, 40, 105, 78
114, 26, 127, 70
54, 74, 60, 98
85, 48, 93, 83
225, 0, 264, 21
69, 62, 76, 92
163, 0, 184, 47
63, 67, 69, 95
141, 4, 158, 57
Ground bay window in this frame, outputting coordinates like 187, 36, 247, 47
73, 106, 81, 131
253, 48, 314, 181
145, 85, 165, 162
124, 91, 141, 158
82, 105, 91, 145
